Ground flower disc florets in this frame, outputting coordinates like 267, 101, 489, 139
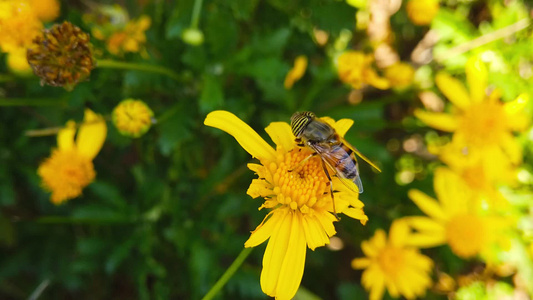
27, 21, 95, 90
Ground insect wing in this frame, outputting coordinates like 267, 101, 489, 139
308, 143, 363, 194
341, 137, 382, 172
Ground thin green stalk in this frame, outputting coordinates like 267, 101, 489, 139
191, 0, 204, 28
201, 247, 253, 300
0, 74, 16, 82
96, 59, 184, 82
0, 97, 67, 106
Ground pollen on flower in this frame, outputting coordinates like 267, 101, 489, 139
38, 149, 96, 204
266, 148, 333, 214
446, 214, 486, 258
458, 101, 507, 148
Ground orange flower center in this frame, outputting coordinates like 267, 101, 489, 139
446, 214, 485, 258
378, 246, 406, 278
264, 147, 333, 214
38, 149, 95, 204
459, 102, 507, 147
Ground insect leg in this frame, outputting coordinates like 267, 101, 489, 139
319, 158, 340, 221
288, 152, 318, 172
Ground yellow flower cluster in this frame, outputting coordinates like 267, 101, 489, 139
84, 6, 151, 57
0, 0, 60, 73
112, 99, 154, 138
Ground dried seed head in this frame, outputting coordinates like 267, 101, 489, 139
27, 21, 95, 91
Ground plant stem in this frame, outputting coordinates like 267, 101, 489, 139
0, 98, 67, 106
0, 74, 16, 82
191, 0, 204, 28
96, 59, 184, 82
201, 247, 253, 300
435, 18, 531, 63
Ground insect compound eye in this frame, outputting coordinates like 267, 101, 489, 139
290, 111, 315, 137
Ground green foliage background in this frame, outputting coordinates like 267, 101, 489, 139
1, 0, 532, 299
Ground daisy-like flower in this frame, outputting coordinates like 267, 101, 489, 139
403, 167, 510, 259
415, 57, 530, 166
38, 109, 107, 204
112, 99, 154, 138
352, 219, 434, 300
0, 0, 42, 53
106, 15, 151, 56
204, 110, 368, 300
284, 55, 308, 89
337, 51, 390, 90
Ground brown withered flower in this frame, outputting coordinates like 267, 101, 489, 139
27, 21, 95, 91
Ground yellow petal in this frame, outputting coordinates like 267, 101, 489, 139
314, 210, 337, 237
261, 209, 290, 296
333, 118, 354, 137
408, 189, 447, 222
435, 72, 471, 110
504, 93, 529, 116
302, 214, 330, 250
245, 211, 277, 248
405, 232, 447, 248
284, 55, 308, 89
276, 212, 307, 300
57, 120, 76, 151
389, 219, 409, 247
414, 110, 458, 132
402, 216, 445, 233
343, 207, 368, 225
204, 110, 276, 161
433, 167, 470, 215
76, 109, 107, 160
501, 132, 522, 165
465, 56, 487, 104
351, 257, 371, 269
368, 272, 386, 300
265, 122, 296, 151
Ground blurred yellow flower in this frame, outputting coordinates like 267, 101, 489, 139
28, 0, 60, 22
384, 62, 415, 88
352, 220, 434, 300
284, 55, 308, 89
415, 57, 530, 166
38, 109, 107, 204
112, 99, 154, 138
107, 15, 151, 55
205, 110, 368, 300
404, 167, 509, 259
337, 51, 390, 90
6, 48, 32, 76
406, 0, 439, 26
0, 0, 42, 53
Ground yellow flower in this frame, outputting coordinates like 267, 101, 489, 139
6, 48, 32, 76
204, 110, 368, 300
352, 220, 434, 300
107, 15, 151, 55
384, 62, 415, 88
38, 109, 107, 204
284, 55, 308, 89
337, 51, 390, 90
403, 167, 509, 259
435, 142, 513, 208
27, 0, 60, 22
0, 0, 42, 53
406, 0, 439, 26
112, 99, 154, 138
415, 57, 530, 166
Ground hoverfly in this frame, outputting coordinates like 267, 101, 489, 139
290, 111, 381, 219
